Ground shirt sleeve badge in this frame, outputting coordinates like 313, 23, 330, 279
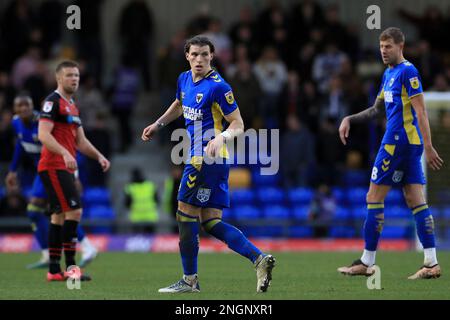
409, 77, 420, 90
43, 101, 53, 112
225, 90, 235, 104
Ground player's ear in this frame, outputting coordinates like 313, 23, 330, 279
185, 51, 190, 61
55, 70, 61, 83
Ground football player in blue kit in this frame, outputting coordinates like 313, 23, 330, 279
142, 36, 275, 293
337, 28, 443, 279
5, 95, 98, 269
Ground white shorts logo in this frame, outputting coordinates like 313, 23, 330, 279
43, 101, 53, 112
392, 170, 404, 183
196, 188, 211, 203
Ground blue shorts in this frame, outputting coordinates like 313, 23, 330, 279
177, 160, 230, 209
371, 143, 426, 186
31, 175, 48, 199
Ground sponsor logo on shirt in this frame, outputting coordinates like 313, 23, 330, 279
384, 91, 393, 103
182, 105, 203, 121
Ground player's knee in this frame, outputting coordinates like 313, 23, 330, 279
65, 209, 82, 221
201, 217, 222, 234
366, 191, 378, 203
178, 202, 200, 217
51, 214, 64, 225
403, 191, 415, 208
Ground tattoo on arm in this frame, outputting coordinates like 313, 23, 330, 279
348, 98, 385, 123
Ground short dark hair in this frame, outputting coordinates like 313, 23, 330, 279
55, 60, 79, 73
379, 27, 405, 44
184, 35, 215, 53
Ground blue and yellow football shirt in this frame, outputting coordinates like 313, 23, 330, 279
371, 60, 426, 186
176, 69, 238, 160
377, 60, 423, 145
176, 69, 238, 208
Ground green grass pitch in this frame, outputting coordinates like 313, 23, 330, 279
1, 251, 449, 300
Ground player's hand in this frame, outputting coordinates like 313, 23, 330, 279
425, 146, 444, 171
339, 117, 351, 145
62, 152, 77, 170
5, 171, 18, 189
141, 123, 159, 141
98, 155, 111, 172
205, 136, 224, 158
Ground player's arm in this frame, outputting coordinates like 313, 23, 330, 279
205, 108, 244, 158
76, 126, 110, 172
410, 94, 443, 170
38, 120, 77, 170
5, 140, 24, 189
338, 98, 385, 145
141, 99, 183, 141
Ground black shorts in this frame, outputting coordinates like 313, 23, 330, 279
39, 169, 81, 214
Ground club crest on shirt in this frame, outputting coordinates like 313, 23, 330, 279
196, 188, 211, 203
389, 77, 395, 87
392, 170, 404, 183
196, 93, 203, 104
225, 90, 235, 104
409, 77, 420, 90
43, 101, 53, 112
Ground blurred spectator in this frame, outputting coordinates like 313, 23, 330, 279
0, 72, 17, 111
84, 112, 112, 187
279, 70, 301, 132
356, 50, 384, 81
299, 80, 321, 133
157, 30, 188, 106
255, 1, 289, 62
119, 0, 154, 90
0, 0, 36, 71
77, 74, 108, 129
226, 44, 250, 79
229, 6, 258, 61
156, 31, 187, 147
124, 168, 159, 233
292, 42, 317, 82
280, 114, 315, 188
23, 61, 49, 108
317, 117, 344, 186
430, 74, 450, 92
398, 6, 447, 52
38, 0, 64, 58
323, 4, 350, 52
75, 0, 104, 86
0, 186, 27, 217
319, 75, 349, 128
10, 46, 42, 89
406, 40, 442, 88
204, 18, 232, 69
110, 55, 140, 153
0, 109, 14, 164
228, 59, 262, 129
308, 184, 336, 238
288, 0, 324, 51
312, 42, 348, 93
253, 46, 287, 127
186, 4, 213, 36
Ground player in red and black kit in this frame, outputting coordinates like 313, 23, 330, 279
38, 61, 110, 281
